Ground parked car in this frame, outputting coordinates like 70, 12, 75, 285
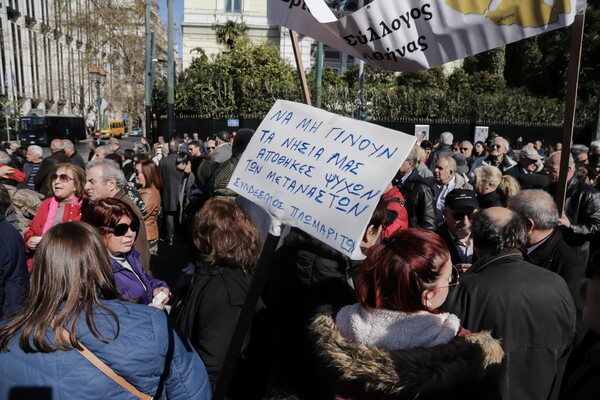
129, 127, 143, 137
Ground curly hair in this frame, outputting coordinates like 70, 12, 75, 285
193, 198, 261, 272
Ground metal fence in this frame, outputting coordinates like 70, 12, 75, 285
156, 115, 592, 147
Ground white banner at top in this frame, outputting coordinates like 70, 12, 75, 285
269, 0, 587, 71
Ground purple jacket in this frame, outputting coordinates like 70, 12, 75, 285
110, 248, 167, 304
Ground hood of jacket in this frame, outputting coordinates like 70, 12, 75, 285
310, 314, 504, 398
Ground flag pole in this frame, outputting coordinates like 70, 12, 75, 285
555, 8, 586, 213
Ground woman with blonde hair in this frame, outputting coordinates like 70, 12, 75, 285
24, 163, 87, 272
0, 221, 211, 399
474, 165, 521, 209
174, 198, 261, 391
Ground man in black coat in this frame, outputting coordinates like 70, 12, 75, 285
63, 139, 86, 169
34, 139, 72, 197
442, 207, 576, 400
509, 189, 588, 344
546, 151, 600, 264
159, 139, 183, 245
0, 185, 29, 318
395, 146, 436, 230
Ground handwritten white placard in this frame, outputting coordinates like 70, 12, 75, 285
268, 0, 585, 71
228, 100, 415, 259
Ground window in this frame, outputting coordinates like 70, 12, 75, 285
225, 0, 241, 13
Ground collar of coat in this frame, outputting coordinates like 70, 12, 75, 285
468, 248, 524, 274
310, 313, 504, 398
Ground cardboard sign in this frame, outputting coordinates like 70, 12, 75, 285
414, 124, 429, 145
228, 100, 415, 259
268, 0, 585, 71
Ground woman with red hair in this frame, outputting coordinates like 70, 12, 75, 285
311, 228, 504, 399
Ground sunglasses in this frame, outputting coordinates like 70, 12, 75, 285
51, 173, 75, 183
101, 220, 140, 236
451, 210, 476, 220
438, 265, 461, 289
207, 146, 215, 150
491, 144, 503, 149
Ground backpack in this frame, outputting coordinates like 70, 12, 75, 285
381, 192, 409, 240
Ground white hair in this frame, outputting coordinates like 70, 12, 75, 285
27, 145, 43, 157
591, 140, 600, 154
494, 137, 510, 151
62, 139, 74, 151
440, 131, 454, 145
0, 151, 10, 164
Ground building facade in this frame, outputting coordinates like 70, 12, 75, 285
181, 0, 356, 74
0, 0, 168, 139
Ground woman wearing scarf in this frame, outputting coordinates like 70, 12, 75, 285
24, 163, 87, 273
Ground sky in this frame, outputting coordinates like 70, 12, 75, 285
155, 0, 184, 58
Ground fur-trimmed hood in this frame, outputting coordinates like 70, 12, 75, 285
310, 314, 504, 399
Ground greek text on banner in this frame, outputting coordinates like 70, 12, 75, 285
268, 0, 586, 71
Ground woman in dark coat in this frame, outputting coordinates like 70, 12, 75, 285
174, 198, 261, 392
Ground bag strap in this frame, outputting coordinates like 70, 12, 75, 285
52, 321, 153, 400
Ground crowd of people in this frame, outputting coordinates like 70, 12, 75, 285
0, 129, 599, 399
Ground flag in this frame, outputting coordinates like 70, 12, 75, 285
268, 0, 587, 71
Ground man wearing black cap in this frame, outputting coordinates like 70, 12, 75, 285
436, 189, 479, 271
212, 131, 232, 164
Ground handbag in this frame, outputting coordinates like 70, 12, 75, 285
52, 322, 153, 400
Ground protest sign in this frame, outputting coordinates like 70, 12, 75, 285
414, 124, 429, 145
268, 0, 586, 71
228, 100, 415, 259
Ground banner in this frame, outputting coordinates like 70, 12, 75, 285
268, 0, 586, 71
228, 100, 415, 259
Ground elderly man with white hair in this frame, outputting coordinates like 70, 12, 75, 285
62, 139, 86, 169
426, 131, 454, 172
22, 145, 43, 190
469, 136, 519, 179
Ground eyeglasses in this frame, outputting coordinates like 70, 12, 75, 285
51, 173, 75, 183
100, 220, 140, 237
491, 144, 503, 149
451, 210, 476, 220
438, 265, 461, 289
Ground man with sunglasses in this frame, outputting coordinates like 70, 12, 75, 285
459, 140, 476, 169
436, 189, 478, 272
469, 136, 519, 179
